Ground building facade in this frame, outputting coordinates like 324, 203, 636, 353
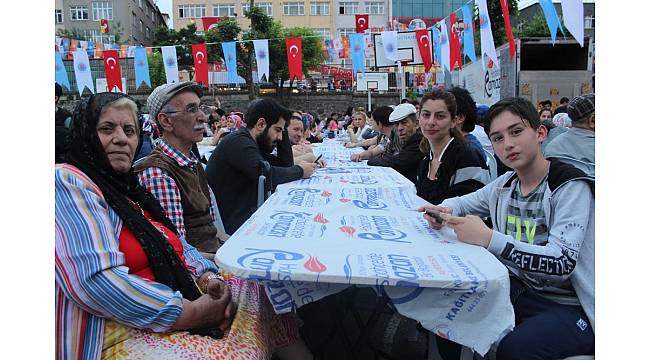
55, 0, 167, 46
173, 0, 338, 39
389, 0, 467, 29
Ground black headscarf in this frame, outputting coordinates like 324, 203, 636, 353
65, 92, 202, 302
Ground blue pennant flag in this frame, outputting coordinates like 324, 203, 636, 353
431, 27, 442, 70
134, 46, 151, 89
349, 33, 365, 75
539, 0, 565, 44
222, 41, 239, 84
461, 5, 477, 63
55, 52, 70, 90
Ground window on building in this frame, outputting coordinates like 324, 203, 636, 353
138, 0, 143, 8
284, 2, 305, 16
92, 2, 113, 21
70, 6, 89, 21
313, 28, 331, 38
338, 1, 358, 15
311, 2, 329, 15
338, 27, 355, 36
178, 5, 207, 18
132, 12, 137, 26
139, 19, 144, 33
83, 29, 115, 43
584, 16, 594, 29
145, 26, 150, 39
242, 2, 273, 16
55, 9, 63, 23
213, 4, 235, 17
364, 1, 384, 15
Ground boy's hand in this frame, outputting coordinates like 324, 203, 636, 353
441, 214, 492, 248
417, 205, 452, 230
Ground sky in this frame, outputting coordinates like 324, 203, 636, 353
155, 0, 174, 27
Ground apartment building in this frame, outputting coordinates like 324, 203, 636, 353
173, 0, 336, 39
55, 0, 167, 46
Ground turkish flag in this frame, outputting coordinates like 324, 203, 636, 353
415, 29, 433, 72
449, 13, 462, 70
192, 43, 209, 87
355, 14, 369, 33
202, 17, 221, 31
320, 65, 330, 75
102, 50, 123, 92
100, 19, 109, 33
500, 0, 516, 59
286, 37, 303, 81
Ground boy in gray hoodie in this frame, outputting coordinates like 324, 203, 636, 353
419, 97, 594, 359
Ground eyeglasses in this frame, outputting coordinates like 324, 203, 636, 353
163, 103, 212, 116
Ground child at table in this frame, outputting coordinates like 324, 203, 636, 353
419, 97, 594, 359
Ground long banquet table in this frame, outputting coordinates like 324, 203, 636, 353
215, 139, 515, 355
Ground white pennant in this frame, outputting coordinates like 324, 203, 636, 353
161, 46, 179, 84
127, 45, 136, 58
253, 39, 270, 83
477, 0, 499, 69
440, 19, 451, 73
381, 31, 398, 61
561, 0, 584, 47
72, 50, 95, 95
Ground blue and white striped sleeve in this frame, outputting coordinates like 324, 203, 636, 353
55, 165, 183, 332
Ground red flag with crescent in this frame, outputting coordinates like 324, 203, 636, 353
202, 17, 221, 31
355, 14, 369, 33
415, 29, 433, 72
192, 43, 209, 87
100, 19, 109, 33
102, 50, 123, 92
286, 37, 303, 81
449, 13, 462, 70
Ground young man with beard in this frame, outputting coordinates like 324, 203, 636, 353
420, 97, 594, 359
206, 99, 317, 234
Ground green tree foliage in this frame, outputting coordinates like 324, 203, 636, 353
487, 0, 519, 48
152, 23, 205, 68
278, 27, 324, 89
148, 51, 166, 88
514, 11, 553, 38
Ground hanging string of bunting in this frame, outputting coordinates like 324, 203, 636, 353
55, 0, 586, 94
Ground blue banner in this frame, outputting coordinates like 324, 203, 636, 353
55, 52, 70, 90
461, 5, 477, 63
349, 33, 365, 75
432, 27, 442, 70
539, 0, 565, 44
222, 41, 239, 84
134, 46, 151, 89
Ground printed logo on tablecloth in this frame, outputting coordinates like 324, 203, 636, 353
339, 215, 410, 243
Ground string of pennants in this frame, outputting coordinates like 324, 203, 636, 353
55, 0, 585, 96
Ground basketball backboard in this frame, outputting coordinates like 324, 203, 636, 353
372, 30, 433, 68
356, 72, 389, 91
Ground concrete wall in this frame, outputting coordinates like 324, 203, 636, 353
58, 92, 403, 119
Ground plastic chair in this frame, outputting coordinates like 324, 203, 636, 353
257, 160, 272, 209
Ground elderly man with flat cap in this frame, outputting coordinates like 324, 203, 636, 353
366, 103, 424, 183
134, 81, 229, 258
544, 93, 595, 177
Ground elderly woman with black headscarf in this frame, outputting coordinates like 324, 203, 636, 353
55, 93, 309, 359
